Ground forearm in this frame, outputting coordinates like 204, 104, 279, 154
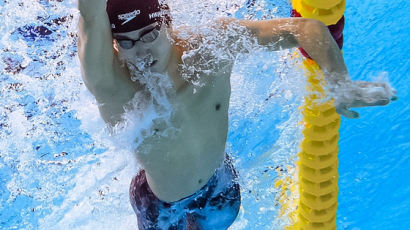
77, 0, 113, 58
77, 0, 115, 88
78, 15, 113, 68
77, 0, 107, 22
237, 18, 395, 118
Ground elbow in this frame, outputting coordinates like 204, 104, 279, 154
299, 18, 332, 49
301, 18, 328, 37
301, 18, 326, 29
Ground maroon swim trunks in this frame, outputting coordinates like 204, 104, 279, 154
129, 156, 241, 230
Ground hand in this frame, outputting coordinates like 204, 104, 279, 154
333, 80, 397, 118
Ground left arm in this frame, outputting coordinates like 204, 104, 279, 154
222, 17, 347, 82
219, 17, 396, 118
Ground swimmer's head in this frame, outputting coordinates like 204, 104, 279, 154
106, 0, 172, 34
108, 0, 174, 74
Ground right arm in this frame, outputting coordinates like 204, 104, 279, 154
78, 0, 139, 125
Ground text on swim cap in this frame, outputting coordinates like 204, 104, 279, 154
149, 10, 165, 20
118, 10, 141, 25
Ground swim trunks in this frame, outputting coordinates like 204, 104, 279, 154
129, 156, 241, 230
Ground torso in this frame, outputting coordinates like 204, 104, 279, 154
78, 18, 239, 202
133, 43, 234, 202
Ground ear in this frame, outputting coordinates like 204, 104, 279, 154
113, 39, 119, 52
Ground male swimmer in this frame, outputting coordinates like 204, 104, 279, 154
77, 0, 395, 229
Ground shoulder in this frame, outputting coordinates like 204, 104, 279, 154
171, 26, 199, 54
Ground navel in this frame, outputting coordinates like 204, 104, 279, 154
215, 103, 221, 111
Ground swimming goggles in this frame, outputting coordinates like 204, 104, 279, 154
116, 25, 161, 49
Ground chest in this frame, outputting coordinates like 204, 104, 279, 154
176, 72, 231, 122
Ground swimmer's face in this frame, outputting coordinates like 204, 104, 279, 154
113, 22, 172, 73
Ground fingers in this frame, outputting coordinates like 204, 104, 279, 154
336, 105, 360, 119
375, 98, 390, 106
351, 98, 390, 107
332, 80, 397, 118
349, 81, 396, 108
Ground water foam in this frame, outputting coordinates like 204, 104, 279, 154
0, 0, 305, 229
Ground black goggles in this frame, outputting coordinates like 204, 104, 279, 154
116, 24, 161, 49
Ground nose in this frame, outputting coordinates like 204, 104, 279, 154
134, 44, 154, 57
134, 47, 148, 57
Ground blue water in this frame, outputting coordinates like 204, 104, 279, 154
1, 0, 409, 229
338, 1, 410, 229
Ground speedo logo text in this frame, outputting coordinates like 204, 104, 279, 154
118, 10, 141, 25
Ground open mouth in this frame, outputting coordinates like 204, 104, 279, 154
149, 60, 157, 67
143, 59, 157, 68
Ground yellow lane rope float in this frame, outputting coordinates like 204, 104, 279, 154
297, 60, 340, 230
292, 0, 345, 26
276, 0, 346, 229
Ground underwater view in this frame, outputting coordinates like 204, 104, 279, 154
0, 0, 409, 229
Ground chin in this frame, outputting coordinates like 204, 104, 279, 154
151, 60, 167, 73
152, 51, 172, 73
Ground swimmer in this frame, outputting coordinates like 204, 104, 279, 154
77, 0, 395, 229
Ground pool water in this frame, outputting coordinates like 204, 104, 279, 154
0, 0, 409, 229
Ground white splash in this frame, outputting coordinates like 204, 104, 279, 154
0, 0, 314, 229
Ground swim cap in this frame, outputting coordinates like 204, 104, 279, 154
106, 0, 171, 33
